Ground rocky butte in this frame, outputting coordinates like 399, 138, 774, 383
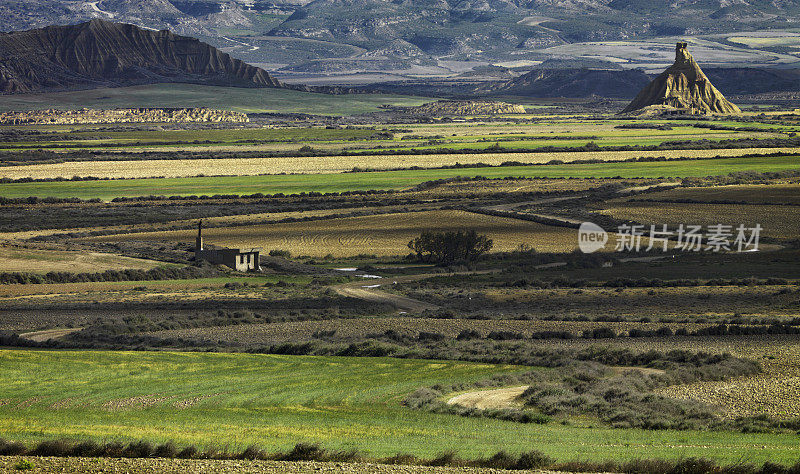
622, 42, 741, 115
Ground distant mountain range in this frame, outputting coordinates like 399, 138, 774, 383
0, 18, 799, 99
0, 0, 798, 79
0, 19, 280, 92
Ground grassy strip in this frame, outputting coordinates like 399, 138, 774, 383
0, 84, 429, 115
1, 155, 798, 200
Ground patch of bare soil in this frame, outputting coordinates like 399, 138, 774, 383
18, 328, 81, 342
447, 386, 528, 410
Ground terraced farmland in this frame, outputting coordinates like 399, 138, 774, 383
4, 148, 800, 180
3, 155, 800, 200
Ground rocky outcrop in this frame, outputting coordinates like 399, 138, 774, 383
0, 19, 281, 93
622, 43, 740, 115
403, 100, 526, 115
0, 108, 249, 125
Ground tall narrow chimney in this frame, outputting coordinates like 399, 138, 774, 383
195, 220, 203, 258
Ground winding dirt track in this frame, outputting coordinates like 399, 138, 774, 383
331, 273, 444, 313
334, 282, 439, 313
447, 386, 529, 410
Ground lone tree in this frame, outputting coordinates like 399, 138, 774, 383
408, 230, 493, 265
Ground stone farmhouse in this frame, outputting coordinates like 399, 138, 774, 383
194, 221, 261, 272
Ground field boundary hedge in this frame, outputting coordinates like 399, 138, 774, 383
2, 439, 800, 473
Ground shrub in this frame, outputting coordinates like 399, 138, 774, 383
268, 249, 292, 259
515, 450, 553, 469
123, 440, 153, 458
238, 444, 265, 460
71, 440, 101, 457
14, 459, 34, 471
427, 451, 457, 466
408, 229, 493, 264
177, 445, 198, 459
31, 439, 71, 457
279, 443, 327, 461
0, 439, 27, 456
153, 441, 178, 458
479, 451, 516, 469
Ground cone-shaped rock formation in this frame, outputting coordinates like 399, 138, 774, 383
622, 43, 740, 115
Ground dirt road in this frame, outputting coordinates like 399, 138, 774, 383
331, 273, 442, 313
331, 270, 499, 314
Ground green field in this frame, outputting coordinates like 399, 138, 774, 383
3, 155, 798, 200
0, 119, 792, 155
2, 350, 800, 463
0, 123, 785, 152
0, 84, 429, 116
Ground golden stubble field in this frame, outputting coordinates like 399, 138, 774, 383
0, 203, 447, 242
3, 147, 798, 179
87, 210, 580, 256
0, 245, 166, 273
415, 178, 652, 196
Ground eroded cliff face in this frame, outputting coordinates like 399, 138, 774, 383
405, 100, 527, 115
0, 19, 280, 93
622, 43, 741, 115
0, 108, 249, 125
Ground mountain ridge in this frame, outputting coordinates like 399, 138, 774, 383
0, 19, 280, 93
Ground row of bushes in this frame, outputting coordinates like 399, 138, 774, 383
683, 169, 800, 187
536, 314, 800, 327
505, 276, 795, 289
0, 188, 398, 205
633, 197, 799, 206
13, 438, 800, 473
452, 323, 800, 341
0, 266, 218, 285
